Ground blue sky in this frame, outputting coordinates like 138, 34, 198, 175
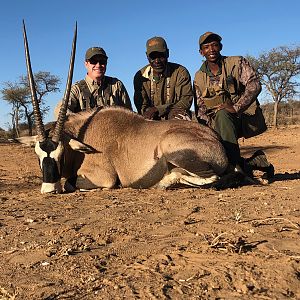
0, 0, 299, 129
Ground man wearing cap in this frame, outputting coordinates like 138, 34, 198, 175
134, 36, 193, 120
194, 32, 274, 178
62, 46, 132, 114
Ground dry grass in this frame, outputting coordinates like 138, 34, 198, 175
203, 232, 254, 254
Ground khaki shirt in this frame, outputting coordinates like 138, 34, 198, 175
68, 75, 132, 112
134, 62, 193, 117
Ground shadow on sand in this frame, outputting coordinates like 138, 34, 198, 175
241, 145, 300, 183
240, 145, 287, 157
270, 171, 300, 183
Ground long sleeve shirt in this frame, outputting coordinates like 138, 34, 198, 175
68, 75, 132, 113
194, 56, 261, 123
134, 62, 193, 118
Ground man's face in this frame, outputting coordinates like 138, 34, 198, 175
200, 40, 221, 63
85, 55, 107, 81
148, 51, 168, 74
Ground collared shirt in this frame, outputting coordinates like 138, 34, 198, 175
194, 56, 261, 123
200, 59, 222, 77
134, 62, 193, 117
68, 74, 132, 113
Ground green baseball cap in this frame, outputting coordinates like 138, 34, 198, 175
146, 36, 168, 56
199, 32, 222, 48
85, 47, 108, 60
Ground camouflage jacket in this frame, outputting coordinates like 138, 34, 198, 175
193, 56, 261, 124
68, 75, 132, 113
134, 62, 193, 118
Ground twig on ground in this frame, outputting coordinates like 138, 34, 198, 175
203, 232, 251, 253
207, 232, 228, 248
252, 217, 299, 230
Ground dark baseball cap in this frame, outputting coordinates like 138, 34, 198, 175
146, 36, 168, 56
85, 47, 108, 60
199, 32, 222, 48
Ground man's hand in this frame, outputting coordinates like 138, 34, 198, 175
174, 114, 191, 121
215, 102, 237, 114
168, 108, 191, 121
143, 107, 160, 120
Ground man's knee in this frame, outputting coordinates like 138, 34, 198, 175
214, 110, 237, 137
214, 109, 233, 126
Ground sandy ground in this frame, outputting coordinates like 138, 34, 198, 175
0, 126, 299, 300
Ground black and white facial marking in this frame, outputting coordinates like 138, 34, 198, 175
35, 139, 64, 194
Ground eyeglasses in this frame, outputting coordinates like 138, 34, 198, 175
88, 58, 107, 65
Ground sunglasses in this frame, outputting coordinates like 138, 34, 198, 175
88, 58, 107, 65
148, 52, 167, 61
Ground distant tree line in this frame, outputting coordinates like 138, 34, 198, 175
261, 99, 300, 126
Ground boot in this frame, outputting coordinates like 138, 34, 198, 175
245, 150, 274, 178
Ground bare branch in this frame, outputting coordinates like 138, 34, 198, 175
1, 72, 61, 136
247, 45, 300, 127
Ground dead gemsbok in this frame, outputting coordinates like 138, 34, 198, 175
21, 21, 233, 194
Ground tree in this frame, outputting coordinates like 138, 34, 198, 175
247, 46, 300, 128
1, 71, 61, 136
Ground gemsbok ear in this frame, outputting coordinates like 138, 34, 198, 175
9, 136, 38, 147
68, 139, 95, 153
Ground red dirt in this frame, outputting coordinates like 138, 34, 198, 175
0, 126, 299, 299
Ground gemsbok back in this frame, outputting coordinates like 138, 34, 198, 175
21, 21, 231, 194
